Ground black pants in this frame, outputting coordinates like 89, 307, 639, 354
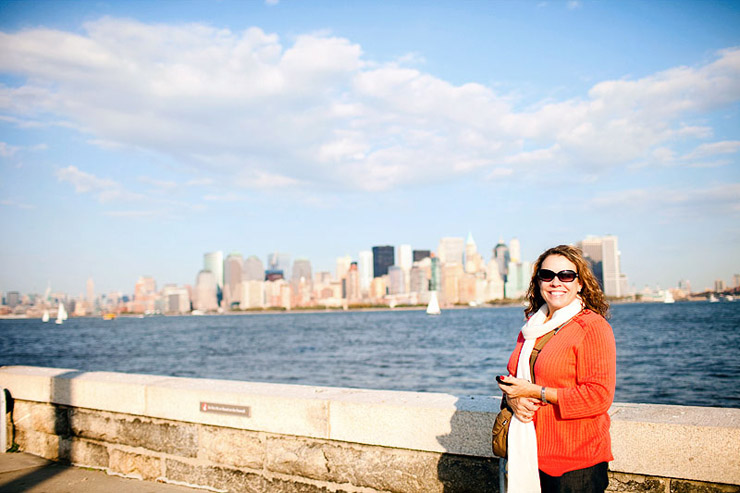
539, 462, 609, 493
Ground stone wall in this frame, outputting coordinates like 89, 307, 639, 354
1, 366, 739, 493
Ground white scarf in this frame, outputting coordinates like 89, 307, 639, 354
507, 298, 583, 492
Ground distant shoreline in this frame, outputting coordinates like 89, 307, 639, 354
0, 297, 729, 320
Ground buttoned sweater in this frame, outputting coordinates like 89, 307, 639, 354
506, 309, 617, 477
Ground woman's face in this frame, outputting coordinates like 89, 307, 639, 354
538, 254, 583, 314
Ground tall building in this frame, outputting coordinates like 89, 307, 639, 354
505, 261, 532, 299
464, 232, 484, 274
86, 278, 95, 304
493, 240, 510, 282
509, 238, 521, 263
372, 246, 394, 278
409, 263, 430, 295
224, 253, 244, 307
398, 244, 412, 294
358, 250, 373, 293
577, 235, 624, 297
336, 255, 353, 281
292, 258, 313, 284
292, 258, 313, 306
438, 237, 464, 266
267, 252, 291, 280
485, 259, 505, 301
193, 270, 218, 312
430, 254, 441, 292
161, 284, 191, 314
346, 262, 361, 302
204, 251, 224, 289
388, 266, 405, 295
243, 255, 265, 281
413, 250, 431, 262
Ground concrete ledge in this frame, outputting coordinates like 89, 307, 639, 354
2, 365, 739, 487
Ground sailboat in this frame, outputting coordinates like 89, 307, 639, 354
41, 309, 50, 322
55, 303, 68, 324
426, 291, 441, 315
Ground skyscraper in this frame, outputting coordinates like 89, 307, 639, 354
358, 250, 373, 293
204, 251, 224, 289
372, 246, 394, 278
346, 262, 361, 302
243, 255, 265, 281
86, 277, 95, 304
292, 258, 313, 284
509, 238, 521, 263
577, 235, 624, 297
493, 240, 510, 283
388, 266, 405, 295
336, 255, 353, 281
398, 244, 412, 294
438, 237, 464, 266
464, 232, 484, 274
224, 253, 244, 307
413, 250, 431, 262
193, 270, 218, 312
267, 252, 291, 280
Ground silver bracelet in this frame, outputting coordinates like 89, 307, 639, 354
540, 386, 548, 405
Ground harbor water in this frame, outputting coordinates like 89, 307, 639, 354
1, 301, 738, 408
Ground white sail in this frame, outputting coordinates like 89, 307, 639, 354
56, 303, 67, 324
426, 291, 441, 315
42, 309, 50, 322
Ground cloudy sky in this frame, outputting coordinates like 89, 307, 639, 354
1, 0, 738, 296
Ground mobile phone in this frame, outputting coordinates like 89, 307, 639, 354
496, 375, 512, 386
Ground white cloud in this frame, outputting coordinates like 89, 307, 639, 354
1, 198, 35, 209
0, 142, 19, 157
1, 18, 739, 193
590, 183, 740, 217
56, 165, 143, 203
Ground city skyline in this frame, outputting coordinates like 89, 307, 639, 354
1, 1, 739, 295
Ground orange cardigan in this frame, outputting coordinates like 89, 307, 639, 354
506, 309, 616, 476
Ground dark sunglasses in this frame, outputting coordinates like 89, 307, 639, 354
537, 269, 578, 283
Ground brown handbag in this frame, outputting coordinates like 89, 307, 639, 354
491, 328, 557, 458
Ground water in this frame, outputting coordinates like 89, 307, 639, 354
1, 302, 738, 408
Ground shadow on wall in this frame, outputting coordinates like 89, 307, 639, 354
436, 396, 502, 493
1, 370, 84, 491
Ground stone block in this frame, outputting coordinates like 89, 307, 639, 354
324, 442, 444, 492
15, 427, 71, 461
265, 435, 329, 480
670, 480, 740, 493
50, 370, 156, 416
12, 400, 69, 436
607, 472, 668, 492
199, 425, 264, 469
435, 453, 500, 493
109, 448, 162, 480
165, 458, 266, 493
70, 408, 198, 457
68, 438, 109, 469
610, 403, 740, 485
0, 366, 76, 402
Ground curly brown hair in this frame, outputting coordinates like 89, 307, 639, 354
524, 244, 610, 319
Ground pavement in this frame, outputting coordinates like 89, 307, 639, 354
0, 453, 206, 493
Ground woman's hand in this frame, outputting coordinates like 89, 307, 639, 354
506, 396, 542, 423
497, 375, 543, 423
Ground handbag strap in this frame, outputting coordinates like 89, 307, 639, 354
528, 309, 584, 383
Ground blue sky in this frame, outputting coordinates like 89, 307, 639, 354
1, 0, 739, 296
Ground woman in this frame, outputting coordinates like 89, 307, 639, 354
498, 245, 616, 493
